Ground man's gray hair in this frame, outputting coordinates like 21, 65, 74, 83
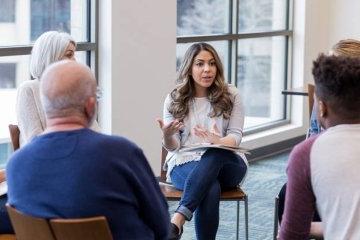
40, 61, 96, 118
30, 31, 76, 79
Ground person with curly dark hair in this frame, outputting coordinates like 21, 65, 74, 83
279, 54, 360, 240
157, 42, 248, 240
277, 39, 360, 240
309, 38, 360, 135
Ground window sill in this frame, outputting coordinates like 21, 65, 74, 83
0, 138, 10, 145
242, 122, 307, 150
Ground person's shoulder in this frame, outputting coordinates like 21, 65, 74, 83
17, 80, 39, 95
111, 135, 139, 149
6, 142, 34, 170
165, 92, 173, 101
164, 92, 174, 107
18, 80, 39, 89
290, 135, 320, 162
93, 132, 149, 168
91, 130, 140, 152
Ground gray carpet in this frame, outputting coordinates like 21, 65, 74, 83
168, 151, 289, 240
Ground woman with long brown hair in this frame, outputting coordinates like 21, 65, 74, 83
157, 42, 248, 240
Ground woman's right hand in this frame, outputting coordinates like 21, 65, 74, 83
156, 118, 184, 138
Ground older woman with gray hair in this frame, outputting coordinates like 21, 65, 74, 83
16, 31, 99, 146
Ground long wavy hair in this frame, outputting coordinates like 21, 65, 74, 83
168, 43, 233, 121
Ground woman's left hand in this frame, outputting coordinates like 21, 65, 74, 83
193, 123, 221, 144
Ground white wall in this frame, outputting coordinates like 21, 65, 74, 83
328, 0, 360, 45
99, 0, 176, 174
302, 0, 360, 85
98, 0, 360, 174
302, 0, 330, 86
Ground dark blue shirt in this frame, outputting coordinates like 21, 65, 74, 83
7, 128, 169, 240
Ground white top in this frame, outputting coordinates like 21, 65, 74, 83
16, 79, 100, 147
162, 85, 247, 182
311, 124, 360, 240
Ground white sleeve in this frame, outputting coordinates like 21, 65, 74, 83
226, 86, 244, 146
162, 94, 180, 150
16, 82, 44, 145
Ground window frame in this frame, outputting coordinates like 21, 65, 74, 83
0, 0, 16, 23
0, 0, 98, 80
0, 0, 98, 151
177, 0, 293, 135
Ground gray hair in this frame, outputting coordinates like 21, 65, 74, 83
30, 31, 76, 79
40, 61, 96, 119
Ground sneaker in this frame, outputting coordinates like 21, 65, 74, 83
168, 223, 183, 240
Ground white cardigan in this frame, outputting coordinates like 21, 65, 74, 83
16, 80, 100, 146
162, 85, 247, 182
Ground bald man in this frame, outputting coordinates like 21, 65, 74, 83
6, 61, 170, 240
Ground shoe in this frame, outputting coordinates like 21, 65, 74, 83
168, 222, 183, 240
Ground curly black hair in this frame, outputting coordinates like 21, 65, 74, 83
312, 54, 360, 120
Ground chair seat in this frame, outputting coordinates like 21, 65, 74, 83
50, 216, 113, 240
219, 186, 247, 200
159, 182, 246, 201
7, 204, 113, 240
0, 234, 16, 240
159, 182, 182, 200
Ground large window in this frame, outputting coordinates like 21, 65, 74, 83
0, 0, 98, 164
0, 0, 15, 22
177, 0, 292, 133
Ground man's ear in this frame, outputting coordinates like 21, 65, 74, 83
318, 100, 327, 118
84, 96, 96, 120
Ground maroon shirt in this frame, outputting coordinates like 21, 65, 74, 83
279, 136, 318, 240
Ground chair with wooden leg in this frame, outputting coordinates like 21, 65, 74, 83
159, 147, 249, 240
8, 124, 20, 151
6, 204, 113, 240
0, 235, 15, 240
50, 216, 113, 240
6, 204, 55, 240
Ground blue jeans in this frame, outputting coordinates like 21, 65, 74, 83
170, 148, 247, 240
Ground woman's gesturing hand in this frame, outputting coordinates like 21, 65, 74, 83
193, 123, 221, 144
157, 118, 184, 138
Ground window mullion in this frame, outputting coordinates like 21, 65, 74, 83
230, 0, 239, 85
